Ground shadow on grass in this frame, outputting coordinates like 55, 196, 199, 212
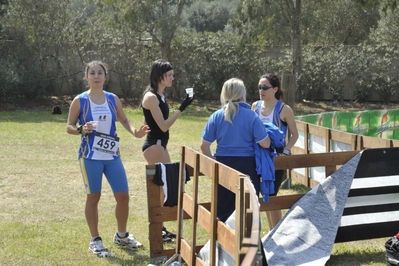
326, 250, 386, 266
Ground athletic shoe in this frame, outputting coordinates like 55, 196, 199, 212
88, 236, 107, 254
162, 227, 176, 239
385, 234, 399, 266
113, 232, 143, 250
162, 230, 172, 242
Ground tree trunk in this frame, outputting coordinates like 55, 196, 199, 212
289, 0, 302, 102
159, 0, 185, 62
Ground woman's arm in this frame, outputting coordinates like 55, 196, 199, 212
281, 104, 299, 150
115, 95, 149, 138
258, 136, 271, 149
66, 97, 83, 135
200, 140, 213, 158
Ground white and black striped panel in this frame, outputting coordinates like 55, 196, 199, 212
335, 148, 399, 243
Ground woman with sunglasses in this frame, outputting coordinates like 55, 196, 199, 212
251, 73, 298, 230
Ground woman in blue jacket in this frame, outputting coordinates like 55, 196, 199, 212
201, 78, 271, 222
252, 73, 299, 230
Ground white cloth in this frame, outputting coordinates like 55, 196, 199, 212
262, 153, 361, 265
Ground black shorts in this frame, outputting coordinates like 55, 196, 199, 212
270, 169, 285, 196
142, 137, 168, 152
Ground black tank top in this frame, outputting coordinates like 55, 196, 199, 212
142, 92, 169, 140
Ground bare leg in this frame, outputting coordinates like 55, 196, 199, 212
143, 145, 171, 205
114, 191, 129, 232
143, 145, 172, 239
85, 192, 101, 237
143, 145, 170, 165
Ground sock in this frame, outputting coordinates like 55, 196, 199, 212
91, 236, 100, 241
117, 232, 127, 238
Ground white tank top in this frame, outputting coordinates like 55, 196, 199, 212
258, 109, 274, 123
89, 98, 114, 160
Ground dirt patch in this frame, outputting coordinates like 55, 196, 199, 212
0, 96, 73, 112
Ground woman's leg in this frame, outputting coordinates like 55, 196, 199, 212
143, 145, 170, 164
143, 145, 172, 241
266, 169, 285, 230
114, 191, 129, 232
85, 192, 101, 237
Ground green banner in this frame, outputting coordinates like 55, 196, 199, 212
296, 109, 399, 140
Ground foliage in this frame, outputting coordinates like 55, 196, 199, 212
101, 0, 185, 61
183, 0, 239, 32
0, 54, 19, 101
298, 47, 328, 100
1, 0, 399, 103
299, 44, 399, 103
171, 29, 289, 101
234, 0, 291, 46
369, 2, 399, 45
302, 0, 379, 46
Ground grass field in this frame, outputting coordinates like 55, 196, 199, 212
0, 104, 390, 265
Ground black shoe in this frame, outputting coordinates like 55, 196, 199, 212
385, 235, 399, 265
162, 227, 176, 239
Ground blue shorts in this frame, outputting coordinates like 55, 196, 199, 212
79, 157, 129, 194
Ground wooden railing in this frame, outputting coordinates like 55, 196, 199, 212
146, 146, 261, 265
144, 119, 399, 264
291, 120, 399, 188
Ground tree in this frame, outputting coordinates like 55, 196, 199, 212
301, 0, 379, 46
236, 0, 302, 100
181, 0, 240, 32
1, 0, 90, 98
103, 0, 186, 61
369, 2, 399, 45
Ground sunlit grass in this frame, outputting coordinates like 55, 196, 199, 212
0, 106, 389, 265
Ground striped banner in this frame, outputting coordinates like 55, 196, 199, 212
335, 148, 399, 242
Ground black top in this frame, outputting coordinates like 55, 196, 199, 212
142, 91, 169, 140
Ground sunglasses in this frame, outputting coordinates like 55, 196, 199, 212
258, 85, 273, 90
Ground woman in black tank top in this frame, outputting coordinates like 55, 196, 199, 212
141, 59, 194, 164
140, 59, 194, 242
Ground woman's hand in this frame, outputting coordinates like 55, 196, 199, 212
134, 124, 150, 138
178, 94, 195, 112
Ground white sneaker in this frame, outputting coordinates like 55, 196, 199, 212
113, 232, 143, 250
88, 236, 107, 254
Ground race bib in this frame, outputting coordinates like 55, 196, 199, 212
93, 132, 120, 155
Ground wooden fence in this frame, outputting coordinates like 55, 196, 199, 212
145, 120, 399, 265
146, 146, 262, 265
290, 120, 399, 188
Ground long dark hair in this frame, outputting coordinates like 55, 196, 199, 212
260, 73, 283, 100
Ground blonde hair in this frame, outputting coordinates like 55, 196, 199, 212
220, 78, 246, 124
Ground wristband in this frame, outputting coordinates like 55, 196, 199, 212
283, 148, 291, 155
77, 125, 84, 134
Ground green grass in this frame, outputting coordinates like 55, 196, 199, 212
0, 106, 389, 265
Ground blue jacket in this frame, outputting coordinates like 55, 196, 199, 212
254, 122, 284, 202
